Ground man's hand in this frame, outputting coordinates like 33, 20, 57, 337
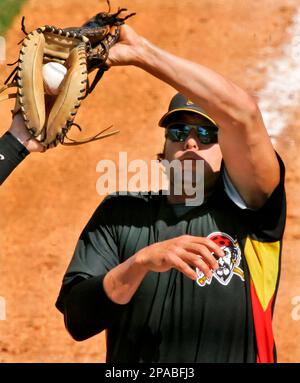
106, 24, 146, 67
9, 113, 45, 153
103, 234, 225, 305
134, 235, 225, 280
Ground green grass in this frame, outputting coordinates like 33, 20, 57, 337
0, 0, 27, 35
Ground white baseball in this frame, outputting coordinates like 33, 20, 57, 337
42, 62, 67, 96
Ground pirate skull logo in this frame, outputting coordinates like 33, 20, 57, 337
196, 232, 244, 287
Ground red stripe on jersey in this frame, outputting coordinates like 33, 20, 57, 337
250, 281, 275, 363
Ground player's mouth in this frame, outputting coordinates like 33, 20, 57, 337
178, 151, 203, 162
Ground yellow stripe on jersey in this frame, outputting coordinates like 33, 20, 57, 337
244, 237, 280, 311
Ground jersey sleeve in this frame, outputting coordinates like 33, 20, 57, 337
55, 195, 129, 341
246, 154, 286, 241
0, 132, 29, 185
223, 153, 286, 241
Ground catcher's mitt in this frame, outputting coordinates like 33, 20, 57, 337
0, 0, 135, 148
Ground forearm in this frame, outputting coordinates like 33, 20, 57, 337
9, 113, 45, 153
103, 253, 148, 305
61, 275, 128, 341
0, 131, 29, 185
135, 39, 255, 128
60, 256, 148, 341
0, 114, 48, 185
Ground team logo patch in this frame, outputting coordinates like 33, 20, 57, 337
196, 232, 245, 287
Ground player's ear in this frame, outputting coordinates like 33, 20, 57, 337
157, 152, 164, 161
156, 141, 166, 162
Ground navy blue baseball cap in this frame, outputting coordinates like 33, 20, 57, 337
158, 93, 218, 127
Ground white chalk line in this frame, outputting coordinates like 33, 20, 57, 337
256, 7, 300, 144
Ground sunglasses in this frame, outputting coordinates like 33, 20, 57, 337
165, 123, 218, 144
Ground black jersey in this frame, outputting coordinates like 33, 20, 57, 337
56, 157, 285, 363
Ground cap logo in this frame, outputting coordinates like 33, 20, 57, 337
186, 99, 195, 106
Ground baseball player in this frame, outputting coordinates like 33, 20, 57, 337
56, 25, 286, 363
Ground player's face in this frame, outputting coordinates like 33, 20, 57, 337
163, 112, 222, 192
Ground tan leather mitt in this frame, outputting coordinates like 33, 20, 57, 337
0, 2, 135, 149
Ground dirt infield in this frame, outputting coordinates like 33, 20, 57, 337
0, 0, 299, 362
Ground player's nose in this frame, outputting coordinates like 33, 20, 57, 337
184, 130, 199, 150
